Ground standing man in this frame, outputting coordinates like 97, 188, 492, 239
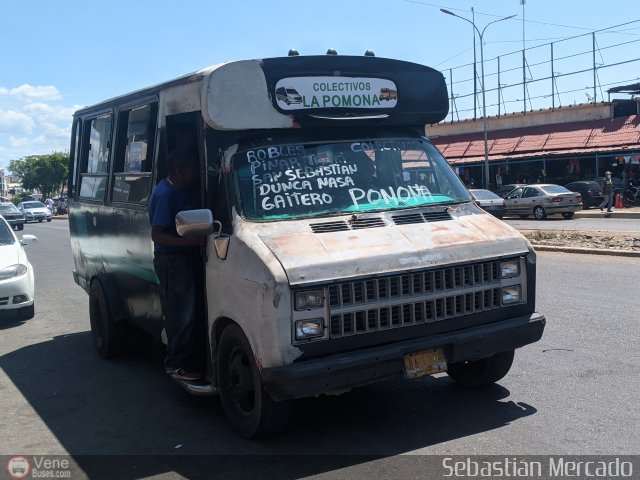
148, 149, 205, 381
599, 170, 614, 213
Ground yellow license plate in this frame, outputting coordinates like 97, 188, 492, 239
403, 348, 447, 379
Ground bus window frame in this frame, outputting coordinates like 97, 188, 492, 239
68, 118, 82, 199
110, 97, 159, 207
78, 109, 113, 204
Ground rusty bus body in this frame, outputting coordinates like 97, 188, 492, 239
68, 54, 545, 437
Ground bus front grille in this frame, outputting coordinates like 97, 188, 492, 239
326, 259, 511, 339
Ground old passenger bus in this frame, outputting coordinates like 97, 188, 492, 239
68, 52, 546, 437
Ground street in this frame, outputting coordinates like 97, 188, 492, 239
1, 220, 639, 476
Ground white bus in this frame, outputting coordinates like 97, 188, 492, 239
68, 52, 545, 437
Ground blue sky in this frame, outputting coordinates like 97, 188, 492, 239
1, 0, 639, 170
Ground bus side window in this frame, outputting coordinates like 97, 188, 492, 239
79, 114, 112, 202
112, 103, 157, 204
69, 118, 82, 198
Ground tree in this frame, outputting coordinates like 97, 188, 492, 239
8, 152, 69, 199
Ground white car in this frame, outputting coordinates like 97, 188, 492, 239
17, 200, 52, 223
0, 216, 36, 320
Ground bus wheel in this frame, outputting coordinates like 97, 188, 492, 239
89, 280, 125, 358
447, 350, 515, 387
217, 325, 292, 438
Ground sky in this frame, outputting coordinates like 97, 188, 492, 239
1, 0, 639, 171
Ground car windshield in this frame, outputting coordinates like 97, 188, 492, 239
541, 185, 571, 194
233, 137, 471, 220
0, 220, 15, 245
0, 204, 19, 213
23, 201, 45, 209
471, 190, 500, 200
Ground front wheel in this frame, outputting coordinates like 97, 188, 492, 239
217, 325, 292, 438
622, 197, 632, 208
447, 350, 515, 387
562, 212, 575, 219
533, 205, 547, 220
38, 219, 43, 223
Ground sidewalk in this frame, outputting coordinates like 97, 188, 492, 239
574, 206, 640, 219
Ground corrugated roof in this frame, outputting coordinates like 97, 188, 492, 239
432, 115, 640, 164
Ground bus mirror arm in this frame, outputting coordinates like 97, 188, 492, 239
213, 220, 230, 260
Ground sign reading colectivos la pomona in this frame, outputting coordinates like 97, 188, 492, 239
275, 77, 398, 110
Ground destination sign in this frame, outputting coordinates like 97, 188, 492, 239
275, 76, 398, 111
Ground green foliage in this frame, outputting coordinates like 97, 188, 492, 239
11, 192, 32, 205
8, 152, 69, 199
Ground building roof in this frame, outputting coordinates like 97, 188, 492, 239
431, 115, 640, 165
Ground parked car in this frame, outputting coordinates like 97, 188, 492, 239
469, 189, 506, 219
0, 203, 26, 230
495, 183, 526, 198
17, 201, 52, 223
503, 184, 582, 220
564, 181, 604, 209
0, 216, 36, 320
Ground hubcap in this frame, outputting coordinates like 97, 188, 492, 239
227, 346, 255, 414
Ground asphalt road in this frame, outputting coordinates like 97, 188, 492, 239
504, 215, 640, 232
1, 220, 639, 477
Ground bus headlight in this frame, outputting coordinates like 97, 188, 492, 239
294, 290, 324, 310
295, 319, 324, 340
500, 260, 520, 278
502, 286, 521, 305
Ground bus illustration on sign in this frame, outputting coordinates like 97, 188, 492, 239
68, 52, 545, 438
275, 86, 302, 105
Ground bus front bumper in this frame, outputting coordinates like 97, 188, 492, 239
261, 312, 545, 401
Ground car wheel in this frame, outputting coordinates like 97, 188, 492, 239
47, 218, 51, 222
217, 324, 292, 438
447, 350, 515, 387
38, 219, 43, 222
562, 212, 575, 219
17, 224, 24, 231
89, 280, 126, 358
622, 197, 631, 208
533, 206, 547, 220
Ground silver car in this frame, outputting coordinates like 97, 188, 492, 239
17, 201, 52, 223
504, 184, 582, 220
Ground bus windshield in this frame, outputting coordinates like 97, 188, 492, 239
233, 138, 471, 220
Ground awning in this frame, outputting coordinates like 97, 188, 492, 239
431, 115, 640, 165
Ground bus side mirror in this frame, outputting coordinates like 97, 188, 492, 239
175, 209, 214, 237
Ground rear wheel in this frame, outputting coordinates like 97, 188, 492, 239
533, 206, 547, 220
562, 212, 575, 219
217, 324, 292, 438
447, 350, 515, 387
89, 280, 126, 358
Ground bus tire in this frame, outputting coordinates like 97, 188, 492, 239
89, 279, 125, 359
447, 349, 515, 387
217, 324, 292, 438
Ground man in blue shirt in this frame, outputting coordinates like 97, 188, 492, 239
148, 149, 205, 381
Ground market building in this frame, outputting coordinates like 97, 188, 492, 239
427, 96, 640, 190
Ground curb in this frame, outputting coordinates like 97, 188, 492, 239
531, 244, 640, 257
574, 210, 640, 220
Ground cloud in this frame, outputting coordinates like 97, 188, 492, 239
9, 84, 61, 100
0, 110, 35, 134
42, 122, 71, 139
0, 87, 8, 95
9, 136, 29, 148
23, 102, 80, 122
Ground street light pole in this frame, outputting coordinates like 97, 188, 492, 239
441, 9, 516, 190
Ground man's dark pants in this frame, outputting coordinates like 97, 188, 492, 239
153, 254, 200, 371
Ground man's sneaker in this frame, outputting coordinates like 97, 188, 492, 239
171, 369, 202, 381
600, 206, 603, 211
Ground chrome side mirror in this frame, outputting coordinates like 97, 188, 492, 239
213, 220, 230, 260
175, 209, 214, 237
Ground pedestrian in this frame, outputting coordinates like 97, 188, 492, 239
599, 171, 614, 213
148, 149, 206, 381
